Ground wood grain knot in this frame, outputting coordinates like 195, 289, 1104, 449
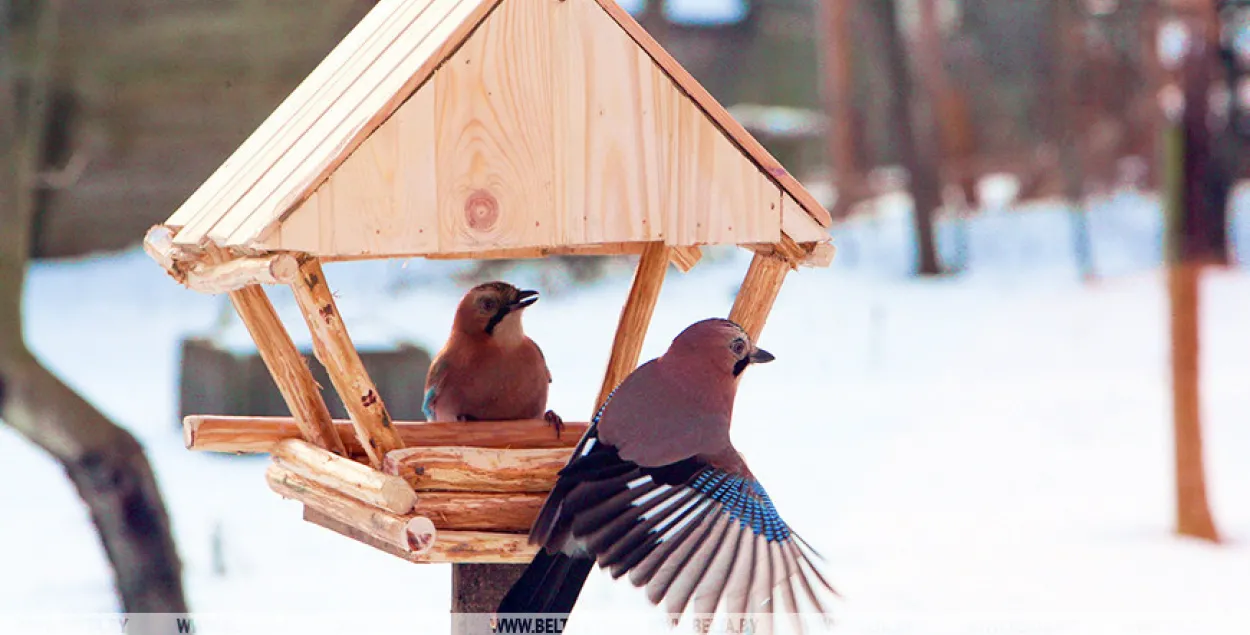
464, 190, 500, 232
361, 390, 379, 408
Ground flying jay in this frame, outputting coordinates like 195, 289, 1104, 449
423, 281, 563, 434
497, 318, 836, 629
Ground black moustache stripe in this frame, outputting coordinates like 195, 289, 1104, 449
732, 357, 750, 377
485, 307, 510, 335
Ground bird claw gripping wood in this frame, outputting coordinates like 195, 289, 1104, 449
543, 410, 565, 439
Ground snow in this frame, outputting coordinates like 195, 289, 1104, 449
1, 190, 1249, 634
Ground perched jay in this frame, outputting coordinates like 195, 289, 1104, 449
497, 318, 836, 628
423, 281, 563, 433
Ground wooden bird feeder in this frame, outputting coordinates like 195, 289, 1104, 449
144, 0, 834, 615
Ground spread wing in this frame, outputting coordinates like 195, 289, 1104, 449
531, 423, 837, 632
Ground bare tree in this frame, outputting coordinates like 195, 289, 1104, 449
1159, 0, 1223, 544
1051, 0, 1096, 282
0, 0, 189, 612
869, 0, 945, 276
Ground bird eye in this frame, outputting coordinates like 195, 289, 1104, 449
730, 339, 746, 356
481, 298, 497, 312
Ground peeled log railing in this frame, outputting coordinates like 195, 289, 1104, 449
186, 415, 577, 563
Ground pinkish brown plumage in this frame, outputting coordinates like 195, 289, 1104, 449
423, 282, 562, 432
498, 318, 836, 630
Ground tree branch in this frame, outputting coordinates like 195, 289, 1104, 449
0, 0, 189, 613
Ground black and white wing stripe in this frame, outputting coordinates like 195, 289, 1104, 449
531, 425, 838, 633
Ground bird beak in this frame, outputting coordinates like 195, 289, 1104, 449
508, 289, 539, 311
748, 347, 775, 364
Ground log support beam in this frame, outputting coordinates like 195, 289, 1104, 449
597, 242, 671, 409
729, 252, 791, 342
290, 257, 405, 468
144, 226, 301, 293
226, 284, 346, 455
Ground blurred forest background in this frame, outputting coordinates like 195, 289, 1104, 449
3, 0, 1249, 623
11, 0, 1248, 264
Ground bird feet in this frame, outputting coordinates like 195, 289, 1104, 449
543, 410, 565, 439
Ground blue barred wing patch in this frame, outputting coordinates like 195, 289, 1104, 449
421, 386, 437, 421
690, 469, 792, 542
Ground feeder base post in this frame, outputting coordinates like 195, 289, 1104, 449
452, 563, 527, 633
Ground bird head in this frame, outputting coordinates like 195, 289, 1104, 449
453, 281, 539, 342
665, 318, 774, 378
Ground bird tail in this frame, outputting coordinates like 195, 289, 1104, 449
496, 549, 594, 618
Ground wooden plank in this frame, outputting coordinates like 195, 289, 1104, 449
272, 438, 417, 514
781, 192, 831, 243
184, 415, 588, 455
589, 0, 832, 230
651, 61, 781, 246
260, 86, 440, 257
596, 242, 670, 408
304, 508, 538, 563
433, 0, 558, 253
166, 0, 412, 230
554, 0, 664, 245
382, 447, 570, 492
415, 491, 543, 532
728, 252, 791, 343
224, 285, 347, 455
174, 0, 442, 245
290, 258, 406, 468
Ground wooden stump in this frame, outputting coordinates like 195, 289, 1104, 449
453, 563, 528, 630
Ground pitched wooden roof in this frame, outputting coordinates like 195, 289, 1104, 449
163, 0, 832, 260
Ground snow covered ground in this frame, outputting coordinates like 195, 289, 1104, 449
1, 189, 1249, 634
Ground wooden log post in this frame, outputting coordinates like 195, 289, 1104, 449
729, 252, 792, 342
382, 447, 569, 492
596, 242, 671, 408
272, 438, 416, 514
290, 257, 405, 468
184, 415, 587, 455
226, 284, 347, 456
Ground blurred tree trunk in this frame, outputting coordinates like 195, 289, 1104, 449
1051, 0, 1095, 282
1160, 0, 1221, 543
819, 0, 862, 219
0, 0, 189, 613
870, 0, 944, 276
1174, 3, 1229, 265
